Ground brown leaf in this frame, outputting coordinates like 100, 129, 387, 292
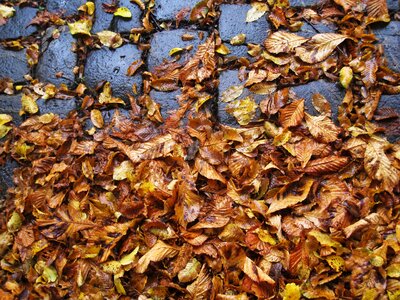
187, 265, 212, 299
279, 99, 304, 128
126, 59, 144, 76
264, 31, 308, 54
135, 240, 179, 273
195, 158, 227, 183
305, 113, 341, 143
304, 156, 349, 175
312, 94, 332, 117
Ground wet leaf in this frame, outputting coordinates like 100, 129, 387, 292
339, 66, 353, 89
113, 161, 134, 181
7, 211, 22, 233
226, 96, 258, 125
68, 19, 92, 36
304, 156, 348, 175
221, 85, 244, 103
114, 7, 132, 18
126, 59, 144, 76
90, 109, 104, 129
99, 82, 124, 105
246, 3, 269, 23
279, 99, 304, 128
0, 4, 14, 18
20, 93, 39, 115
296, 33, 349, 63
305, 113, 341, 143
282, 283, 301, 300
230, 33, 246, 45
97, 30, 123, 48
264, 31, 308, 54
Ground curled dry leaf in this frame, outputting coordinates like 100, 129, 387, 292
264, 31, 308, 54
0, 114, 12, 139
99, 82, 124, 105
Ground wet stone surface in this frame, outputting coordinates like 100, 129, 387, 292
0, 7, 37, 40
0, 159, 18, 200
289, 0, 326, 7
150, 90, 181, 119
36, 98, 77, 118
85, 44, 143, 100
114, 0, 143, 33
290, 80, 345, 121
0, 94, 24, 125
374, 21, 400, 73
147, 29, 208, 71
46, 0, 85, 15
387, 0, 399, 11
296, 22, 336, 38
92, 1, 114, 33
218, 70, 264, 126
0, 48, 29, 83
37, 27, 77, 88
219, 4, 269, 45
153, 0, 199, 22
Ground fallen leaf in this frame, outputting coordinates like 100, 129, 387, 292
339, 66, 353, 89
226, 96, 258, 125
264, 31, 308, 54
305, 113, 341, 143
68, 19, 92, 36
99, 82, 124, 105
246, 3, 269, 23
136, 240, 179, 273
97, 31, 123, 48
230, 33, 246, 45
304, 156, 348, 175
90, 109, 104, 129
279, 99, 304, 128
114, 7, 132, 18
220, 85, 244, 103
0, 4, 14, 18
113, 161, 134, 181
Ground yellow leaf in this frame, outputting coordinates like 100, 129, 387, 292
364, 139, 400, 191
169, 47, 184, 56
102, 261, 122, 274
308, 230, 342, 248
99, 82, 124, 105
20, 93, 39, 115
0, 4, 15, 18
120, 246, 139, 266
264, 31, 308, 54
187, 265, 212, 300
226, 96, 258, 126
113, 161, 134, 181
246, 2, 269, 23
178, 258, 201, 283
282, 283, 301, 300
387, 263, 400, 278
216, 44, 230, 55
135, 240, 179, 273
79, 1, 95, 15
7, 211, 22, 233
42, 266, 58, 283
114, 7, 132, 18
273, 128, 291, 146
90, 109, 104, 129
68, 19, 92, 36
241, 256, 275, 284
339, 66, 353, 88
97, 30, 123, 48
0, 124, 12, 139
296, 33, 349, 63
326, 255, 345, 272
0, 114, 12, 126
230, 33, 246, 45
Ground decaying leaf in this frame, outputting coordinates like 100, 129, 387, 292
226, 96, 258, 125
68, 19, 92, 36
0, 4, 15, 18
230, 33, 246, 45
0, 114, 12, 139
220, 85, 244, 103
99, 82, 124, 105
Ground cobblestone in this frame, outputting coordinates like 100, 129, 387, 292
36, 27, 77, 88
0, 94, 23, 125
219, 4, 269, 45
46, 0, 85, 16
36, 98, 77, 118
374, 21, 400, 73
0, 7, 37, 40
150, 90, 181, 119
153, 0, 199, 22
0, 48, 29, 83
92, 1, 114, 33
290, 80, 345, 120
85, 44, 143, 100
147, 29, 207, 71
114, 0, 142, 33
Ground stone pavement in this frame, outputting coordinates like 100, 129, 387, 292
0, 0, 400, 197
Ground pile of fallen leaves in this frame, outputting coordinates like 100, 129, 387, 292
0, 0, 400, 299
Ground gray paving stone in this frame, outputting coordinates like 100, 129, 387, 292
0, 7, 37, 40
37, 27, 77, 88
0, 159, 18, 200
219, 4, 269, 45
296, 22, 336, 38
0, 94, 23, 125
36, 98, 77, 118
218, 70, 264, 126
0, 48, 29, 83
375, 94, 400, 142
374, 21, 400, 73
46, 0, 85, 15
289, 0, 324, 7
225, 44, 250, 59
387, 0, 399, 11
150, 90, 181, 119
85, 44, 143, 100
148, 29, 207, 71
114, 0, 142, 33
153, 0, 199, 22
290, 80, 345, 120
92, 1, 114, 33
